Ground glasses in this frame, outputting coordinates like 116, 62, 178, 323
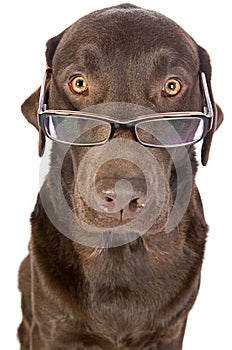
37, 72, 214, 148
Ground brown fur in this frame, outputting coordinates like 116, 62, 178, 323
18, 4, 223, 349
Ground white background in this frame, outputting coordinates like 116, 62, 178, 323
1, 1, 231, 349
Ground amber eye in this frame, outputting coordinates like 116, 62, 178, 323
70, 76, 88, 94
163, 78, 182, 96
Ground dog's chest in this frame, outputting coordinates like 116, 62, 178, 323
82, 251, 173, 345
86, 285, 160, 347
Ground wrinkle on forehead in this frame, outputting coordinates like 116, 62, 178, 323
152, 47, 199, 75
55, 44, 198, 82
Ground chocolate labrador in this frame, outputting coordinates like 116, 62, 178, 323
18, 3, 223, 350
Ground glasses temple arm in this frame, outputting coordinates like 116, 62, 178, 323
200, 72, 214, 121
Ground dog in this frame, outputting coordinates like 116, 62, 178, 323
18, 3, 223, 349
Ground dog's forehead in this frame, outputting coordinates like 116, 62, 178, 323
56, 6, 198, 64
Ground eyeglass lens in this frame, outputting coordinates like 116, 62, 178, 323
136, 117, 204, 146
44, 115, 111, 144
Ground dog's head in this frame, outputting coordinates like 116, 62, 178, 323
22, 4, 223, 248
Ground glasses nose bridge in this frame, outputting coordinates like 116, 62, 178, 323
109, 122, 138, 141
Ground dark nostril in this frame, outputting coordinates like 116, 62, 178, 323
130, 198, 139, 206
129, 197, 145, 211
105, 196, 114, 202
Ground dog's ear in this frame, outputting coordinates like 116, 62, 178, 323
21, 29, 67, 156
198, 46, 223, 165
21, 70, 52, 156
21, 87, 41, 130
21, 29, 66, 127
21, 84, 47, 156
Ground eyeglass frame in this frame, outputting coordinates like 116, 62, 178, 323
37, 70, 214, 149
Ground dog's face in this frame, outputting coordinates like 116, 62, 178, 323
22, 4, 223, 249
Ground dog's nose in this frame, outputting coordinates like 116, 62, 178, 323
95, 178, 147, 221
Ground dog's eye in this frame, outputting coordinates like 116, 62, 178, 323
163, 78, 182, 97
70, 76, 88, 94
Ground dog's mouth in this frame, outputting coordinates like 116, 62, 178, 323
74, 177, 151, 226
71, 192, 170, 249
